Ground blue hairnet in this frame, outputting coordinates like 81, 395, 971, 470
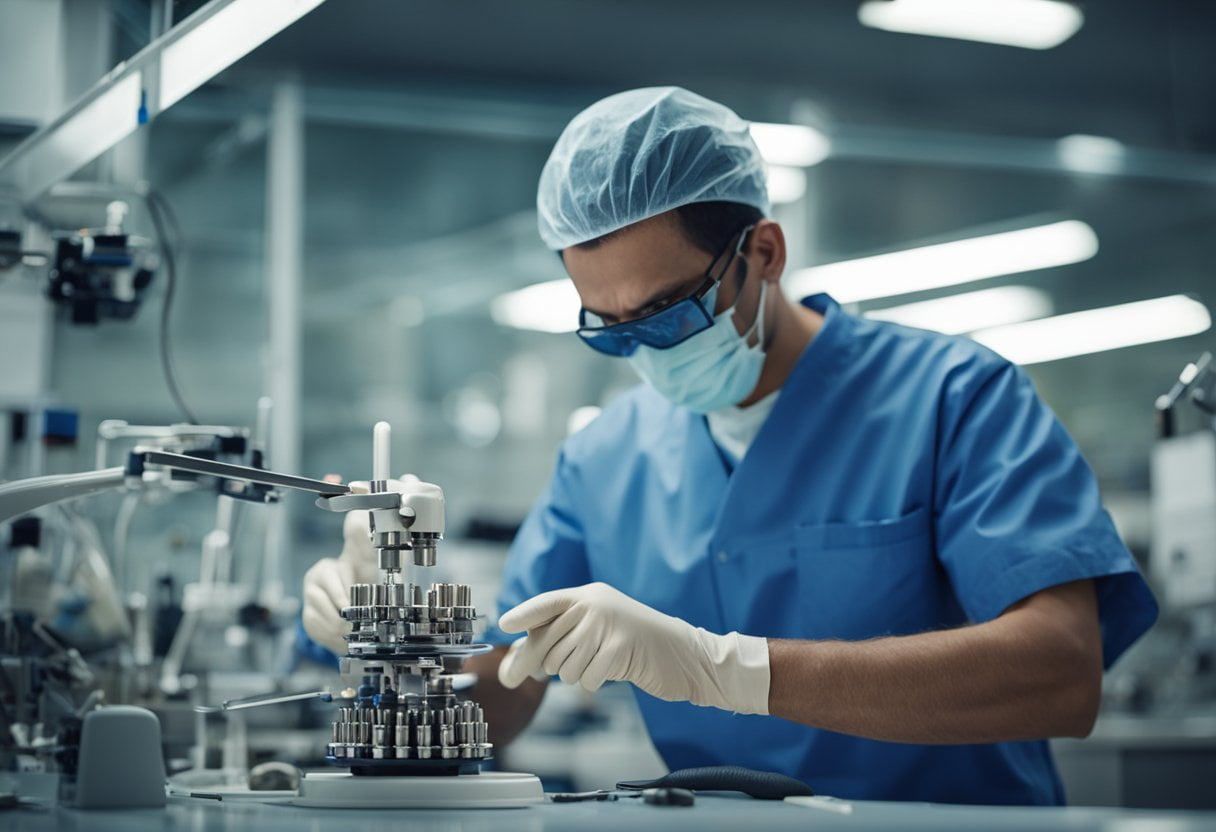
537, 87, 770, 251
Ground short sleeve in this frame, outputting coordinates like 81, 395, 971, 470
482, 447, 593, 646
934, 360, 1157, 669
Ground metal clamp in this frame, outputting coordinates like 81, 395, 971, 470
314, 493, 404, 513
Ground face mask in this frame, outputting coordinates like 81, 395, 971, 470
628, 277, 769, 413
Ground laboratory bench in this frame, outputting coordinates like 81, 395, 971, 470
5, 792, 1216, 832
1052, 714, 1216, 809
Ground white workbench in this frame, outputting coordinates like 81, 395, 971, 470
5, 792, 1216, 831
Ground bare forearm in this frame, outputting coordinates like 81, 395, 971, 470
768, 580, 1101, 744
465, 646, 546, 747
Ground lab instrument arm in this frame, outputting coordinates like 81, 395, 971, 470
0, 451, 348, 524
0, 467, 127, 523
767, 578, 1102, 744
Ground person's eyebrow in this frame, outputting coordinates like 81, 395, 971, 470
583, 273, 704, 323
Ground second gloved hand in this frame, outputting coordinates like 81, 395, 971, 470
497, 582, 770, 715
301, 476, 419, 655
301, 506, 378, 655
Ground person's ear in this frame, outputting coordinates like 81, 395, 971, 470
749, 220, 787, 284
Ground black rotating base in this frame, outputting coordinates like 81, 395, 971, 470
325, 755, 487, 777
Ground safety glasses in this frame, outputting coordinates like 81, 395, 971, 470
576, 225, 754, 357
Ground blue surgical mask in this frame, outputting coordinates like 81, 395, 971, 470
627, 278, 769, 413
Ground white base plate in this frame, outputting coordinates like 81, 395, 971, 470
289, 771, 543, 809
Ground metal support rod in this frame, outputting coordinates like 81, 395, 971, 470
139, 451, 346, 495
261, 79, 305, 606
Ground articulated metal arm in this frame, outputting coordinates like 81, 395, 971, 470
135, 451, 349, 497
0, 451, 350, 524
0, 468, 128, 524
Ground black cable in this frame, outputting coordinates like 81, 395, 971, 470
143, 188, 199, 425
147, 188, 183, 250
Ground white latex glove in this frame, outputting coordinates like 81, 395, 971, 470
497, 582, 770, 714
302, 557, 358, 656
301, 476, 414, 655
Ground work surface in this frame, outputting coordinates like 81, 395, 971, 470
5, 794, 1216, 831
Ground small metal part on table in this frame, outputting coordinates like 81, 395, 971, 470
550, 789, 631, 803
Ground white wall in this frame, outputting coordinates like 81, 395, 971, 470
0, 0, 66, 128
0, 0, 115, 131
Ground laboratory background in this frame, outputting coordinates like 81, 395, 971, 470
1, 0, 1215, 827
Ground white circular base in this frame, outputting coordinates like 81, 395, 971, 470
290, 771, 543, 809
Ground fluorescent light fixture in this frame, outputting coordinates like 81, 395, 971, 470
766, 165, 807, 204
972, 295, 1211, 365
865, 285, 1051, 334
786, 219, 1098, 304
492, 279, 580, 333
858, 0, 1083, 50
160, 0, 327, 110
750, 122, 831, 167
7, 72, 142, 199
1056, 134, 1126, 176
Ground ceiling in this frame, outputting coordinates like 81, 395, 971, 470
232, 0, 1216, 153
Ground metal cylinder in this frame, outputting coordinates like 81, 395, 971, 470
426, 676, 453, 697
412, 540, 437, 567
378, 547, 402, 571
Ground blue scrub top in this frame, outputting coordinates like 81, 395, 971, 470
486, 294, 1157, 806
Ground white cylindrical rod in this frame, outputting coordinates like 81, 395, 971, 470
260, 79, 304, 608
373, 421, 392, 481
255, 396, 273, 456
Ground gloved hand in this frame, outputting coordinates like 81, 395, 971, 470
301, 477, 416, 655
497, 582, 770, 715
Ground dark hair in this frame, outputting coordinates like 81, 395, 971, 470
671, 201, 765, 255
573, 201, 764, 255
